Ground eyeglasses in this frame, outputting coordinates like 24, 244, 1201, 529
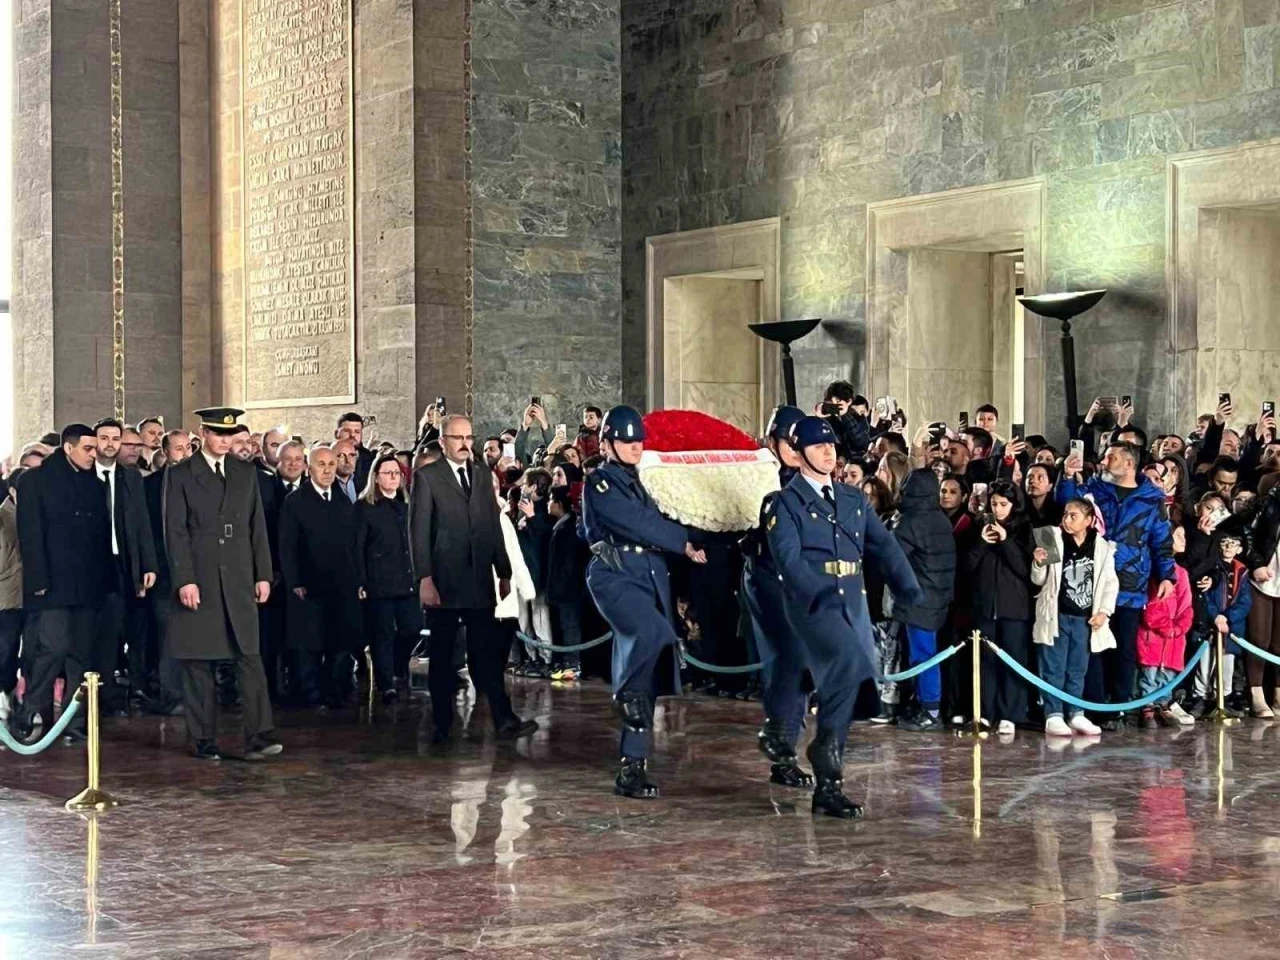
376, 469, 401, 478
443, 434, 475, 442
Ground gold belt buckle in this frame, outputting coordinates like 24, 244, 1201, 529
823, 560, 859, 577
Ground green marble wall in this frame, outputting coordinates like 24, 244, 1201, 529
621, 0, 1280, 434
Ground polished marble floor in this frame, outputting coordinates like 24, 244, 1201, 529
4, 680, 1280, 958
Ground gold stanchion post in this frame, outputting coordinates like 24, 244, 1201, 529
84, 813, 101, 944
1206, 629, 1239, 726
65, 673, 120, 812
966, 630, 987, 738
972, 741, 983, 839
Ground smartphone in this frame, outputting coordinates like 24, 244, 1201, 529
1264, 400, 1276, 419
1220, 392, 1232, 407
820, 402, 839, 417
435, 396, 446, 415
959, 411, 969, 430
928, 420, 947, 443
1011, 423, 1025, 441
555, 423, 567, 437
502, 441, 516, 460
980, 512, 996, 529
874, 397, 889, 421
887, 396, 899, 417
1069, 439, 1085, 460
972, 482, 989, 504
531, 396, 542, 408
1097, 396, 1118, 409
1121, 394, 1132, 408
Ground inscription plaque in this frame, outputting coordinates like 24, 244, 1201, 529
240, 0, 354, 407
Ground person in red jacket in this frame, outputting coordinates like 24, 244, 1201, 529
1136, 525, 1195, 728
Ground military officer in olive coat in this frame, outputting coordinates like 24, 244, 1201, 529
165, 407, 281, 761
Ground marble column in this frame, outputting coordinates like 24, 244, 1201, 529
10, 0, 184, 444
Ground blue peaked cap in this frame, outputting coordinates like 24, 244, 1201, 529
788, 416, 837, 450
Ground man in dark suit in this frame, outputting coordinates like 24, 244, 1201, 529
411, 413, 537, 742
233, 424, 287, 702
165, 407, 280, 761
92, 417, 159, 714
141, 429, 192, 714
278, 444, 363, 708
336, 412, 376, 495
12, 424, 114, 741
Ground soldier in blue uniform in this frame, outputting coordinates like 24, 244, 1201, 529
582, 405, 708, 799
742, 404, 813, 788
767, 417, 921, 818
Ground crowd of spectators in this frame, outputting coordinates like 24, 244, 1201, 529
3, 382, 1279, 752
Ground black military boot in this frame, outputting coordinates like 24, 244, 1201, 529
759, 717, 813, 787
613, 691, 652, 733
806, 728, 863, 820
614, 756, 659, 799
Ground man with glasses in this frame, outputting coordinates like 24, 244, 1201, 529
410, 413, 537, 743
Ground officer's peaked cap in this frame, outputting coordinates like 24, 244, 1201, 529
789, 416, 837, 450
601, 405, 646, 443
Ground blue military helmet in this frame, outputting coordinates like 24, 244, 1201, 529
766, 404, 806, 441
601, 405, 647, 443
788, 415, 838, 449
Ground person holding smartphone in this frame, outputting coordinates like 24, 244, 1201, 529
968, 480, 1035, 736
514, 398, 552, 464
1058, 440, 1175, 725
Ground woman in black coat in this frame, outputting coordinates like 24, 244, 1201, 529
355, 453, 420, 703
892, 469, 957, 731
967, 479, 1035, 733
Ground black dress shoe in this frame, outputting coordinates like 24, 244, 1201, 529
244, 733, 283, 761
758, 717, 798, 764
806, 727, 863, 819
193, 739, 222, 761
62, 727, 88, 745
614, 756, 659, 799
495, 717, 539, 740
770, 762, 815, 788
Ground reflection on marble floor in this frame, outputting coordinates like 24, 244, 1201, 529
4, 681, 1280, 958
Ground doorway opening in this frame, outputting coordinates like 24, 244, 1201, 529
662, 270, 764, 435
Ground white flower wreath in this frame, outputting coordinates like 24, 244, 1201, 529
638, 449, 780, 532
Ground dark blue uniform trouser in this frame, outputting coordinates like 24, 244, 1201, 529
801, 607, 876, 740
742, 563, 808, 744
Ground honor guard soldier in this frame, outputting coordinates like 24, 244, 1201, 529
582, 405, 707, 799
165, 407, 280, 762
766, 416, 920, 818
742, 405, 813, 788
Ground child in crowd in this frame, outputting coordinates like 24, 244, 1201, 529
1135, 525, 1195, 727
1194, 531, 1253, 713
1031, 498, 1117, 737
544, 487, 588, 682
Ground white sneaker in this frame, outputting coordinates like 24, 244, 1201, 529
1045, 716, 1072, 737
0, 691, 9, 721
997, 719, 1015, 736
1070, 714, 1102, 736
1168, 702, 1196, 726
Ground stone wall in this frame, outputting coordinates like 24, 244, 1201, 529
620, 0, 1280, 435
470, 0, 622, 436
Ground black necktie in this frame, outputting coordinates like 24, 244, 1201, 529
458, 465, 471, 498
214, 461, 224, 483
823, 486, 836, 516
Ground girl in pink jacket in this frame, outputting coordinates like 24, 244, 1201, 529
1136, 526, 1194, 728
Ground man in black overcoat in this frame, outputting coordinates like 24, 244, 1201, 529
12, 424, 114, 741
164, 407, 279, 761
410, 413, 536, 742
278, 444, 363, 707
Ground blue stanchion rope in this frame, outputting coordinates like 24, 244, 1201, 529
680, 646, 763, 674
984, 637, 1208, 713
882, 641, 966, 683
1233, 633, 1280, 666
0, 697, 83, 756
516, 630, 613, 654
